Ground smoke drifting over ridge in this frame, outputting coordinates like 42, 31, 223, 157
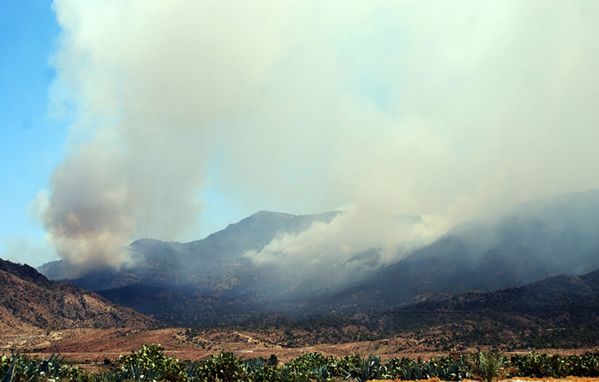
42, 0, 599, 274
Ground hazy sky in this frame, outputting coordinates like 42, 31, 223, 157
0, 0, 64, 265
2, 1, 599, 269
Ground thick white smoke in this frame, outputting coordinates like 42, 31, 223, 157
42, 0, 599, 276
43, 0, 292, 271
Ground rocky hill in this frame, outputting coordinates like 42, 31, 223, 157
0, 258, 154, 334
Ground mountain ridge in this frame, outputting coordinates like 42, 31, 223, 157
373, 268, 599, 348
37, 190, 599, 327
0, 258, 155, 334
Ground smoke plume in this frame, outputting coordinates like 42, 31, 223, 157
43, 1, 599, 275
43, 0, 291, 271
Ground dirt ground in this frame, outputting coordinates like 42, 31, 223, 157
2, 327, 597, 366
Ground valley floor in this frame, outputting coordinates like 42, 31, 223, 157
2, 327, 598, 364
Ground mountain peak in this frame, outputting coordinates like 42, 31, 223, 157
253, 210, 295, 217
243, 210, 297, 221
247, 210, 341, 220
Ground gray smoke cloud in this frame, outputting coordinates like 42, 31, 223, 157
41, 0, 599, 275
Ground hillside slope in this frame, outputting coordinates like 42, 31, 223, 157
374, 268, 599, 348
0, 259, 154, 334
270, 268, 599, 348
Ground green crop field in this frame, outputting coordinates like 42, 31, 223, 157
2, 345, 599, 382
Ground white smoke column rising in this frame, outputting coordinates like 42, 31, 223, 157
42, 0, 599, 277
43, 0, 292, 271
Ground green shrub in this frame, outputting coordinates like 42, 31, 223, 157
469, 351, 505, 382
280, 352, 336, 382
194, 352, 248, 382
2, 346, 599, 381
116, 344, 185, 382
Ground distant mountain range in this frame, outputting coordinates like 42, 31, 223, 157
389, 267, 599, 319
376, 267, 599, 348
0, 258, 153, 334
277, 267, 599, 348
38, 190, 599, 327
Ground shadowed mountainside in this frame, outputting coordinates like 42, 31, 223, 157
38, 190, 599, 327
374, 267, 599, 348
201, 268, 599, 348
322, 189, 599, 313
40, 211, 339, 288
